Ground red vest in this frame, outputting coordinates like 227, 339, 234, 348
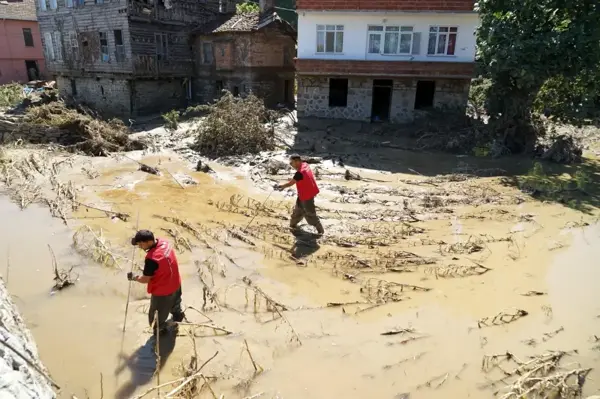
296, 162, 320, 201
146, 238, 181, 296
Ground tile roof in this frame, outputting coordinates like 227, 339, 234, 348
0, 0, 37, 21
198, 10, 295, 36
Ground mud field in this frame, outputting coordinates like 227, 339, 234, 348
1, 118, 600, 399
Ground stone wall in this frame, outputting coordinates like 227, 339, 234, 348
56, 76, 131, 117
297, 75, 471, 123
131, 79, 187, 116
0, 279, 55, 398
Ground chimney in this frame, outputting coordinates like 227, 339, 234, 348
259, 0, 275, 13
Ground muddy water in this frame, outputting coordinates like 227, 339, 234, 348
2, 153, 600, 399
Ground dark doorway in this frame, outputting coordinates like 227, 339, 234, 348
70, 79, 77, 96
414, 80, 435, 109
233, 86, 239, 96
216, 80, 223, 95
25, 60, 39, 81
371, 79, 393, 122
284, 79, 292, 104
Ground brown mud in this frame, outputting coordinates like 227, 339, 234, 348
1, 131, 600, 398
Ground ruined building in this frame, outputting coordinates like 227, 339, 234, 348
295, 0, 478, 123
193, 0, 296, 106
35, 0, 294, 117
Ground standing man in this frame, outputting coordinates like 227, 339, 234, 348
127, 230, 185, 335
274, 154, 324, 235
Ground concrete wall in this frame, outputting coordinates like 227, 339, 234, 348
56, 75, 131, 116
297, 75, 470, 122
0, 20, 46, 84
0, 279, 55, 399
297, 11, 479, 63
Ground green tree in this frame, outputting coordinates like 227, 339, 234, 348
477, 0, 600, 151
236, 1, 259, 13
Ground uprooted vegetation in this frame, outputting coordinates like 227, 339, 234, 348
1, 100, 146, 156
191, 91, 279, 158
0, 83, 23, 108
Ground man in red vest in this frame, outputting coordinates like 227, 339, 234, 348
274, 154, 324, 235
127, 230, 185, 335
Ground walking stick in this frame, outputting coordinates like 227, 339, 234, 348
243, 189, 275, 233
122, 209, 140, 333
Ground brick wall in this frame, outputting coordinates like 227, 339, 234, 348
296, 59, 475, 78
56, 76, 131, 116
296, 0, 474, 11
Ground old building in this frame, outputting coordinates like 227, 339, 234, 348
0, 0, 46, 84
193, 0, 296, 106
295, 0, 478, 123
35, 0, 236, 116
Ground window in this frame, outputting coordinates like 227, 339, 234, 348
428, 26, 457, 56
69, 32, 79, 61
95, 0, 103, 4
414, 80, 435, 109
316, 25, 343, 54
368, 25, 420, 55
49, 0, 57, 9
99, 32, 109, 62
53, 31, 62, 61
114, 30, 125, 62
38, 0, 46, 11
328, 78, 348, 107
66, 0, 73, 7
23, 28, 34, 47
43, 32, 54, 59
155, 33, 168, 61
202, 42, 213, 64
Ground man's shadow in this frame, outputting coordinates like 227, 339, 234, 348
114, 329, 177, 399
291, 229, 321, 259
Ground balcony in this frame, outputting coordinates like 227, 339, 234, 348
295, 58, 475, 78
132, 55, 193, 76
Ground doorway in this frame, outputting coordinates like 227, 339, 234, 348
371, 79, 393, 122
25, 60, 39, 81
414, 80, 436, 109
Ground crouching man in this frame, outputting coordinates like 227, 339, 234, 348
127, 230, 185, 335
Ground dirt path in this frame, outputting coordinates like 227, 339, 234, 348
0, 129, 599, 398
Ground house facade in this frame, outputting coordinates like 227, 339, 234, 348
193, 0, 296, 107
295, 0, 478, 122
35, 0, 237, 116
0, 0, 46, 84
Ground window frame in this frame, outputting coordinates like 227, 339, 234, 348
155, 33, 169, 61
69, 32, 79, 61
316, 24, 344, 54
23, 28, 34, 47
367, 25, 415, 56
98, 31, 109, 62
114, 30, 125, 62
427, 26, 458, 56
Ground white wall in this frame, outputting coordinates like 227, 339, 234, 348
297, 11, 479, 63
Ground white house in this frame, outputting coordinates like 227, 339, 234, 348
295, 0, 479, 122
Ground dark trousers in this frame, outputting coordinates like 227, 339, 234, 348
290, 197, 324, 233
148, 287, 184, 332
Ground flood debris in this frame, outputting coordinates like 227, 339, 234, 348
192, 92, 278, 158
481, 350, 590, 398
48, 245, 76, 291
477, 309, 528, 328
8, 102, 146, 156
360, 278, 430, 304
72, 225, 122, 268
162, 227, 193, 252
426, 262, 491, 279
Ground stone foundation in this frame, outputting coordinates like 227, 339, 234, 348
56, 76, 131, 117
297, 76, 470, 123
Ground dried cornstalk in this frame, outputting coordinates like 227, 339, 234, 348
72, 225, 123, 269
477, 309, 528, 328
48, 244, 76, 291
